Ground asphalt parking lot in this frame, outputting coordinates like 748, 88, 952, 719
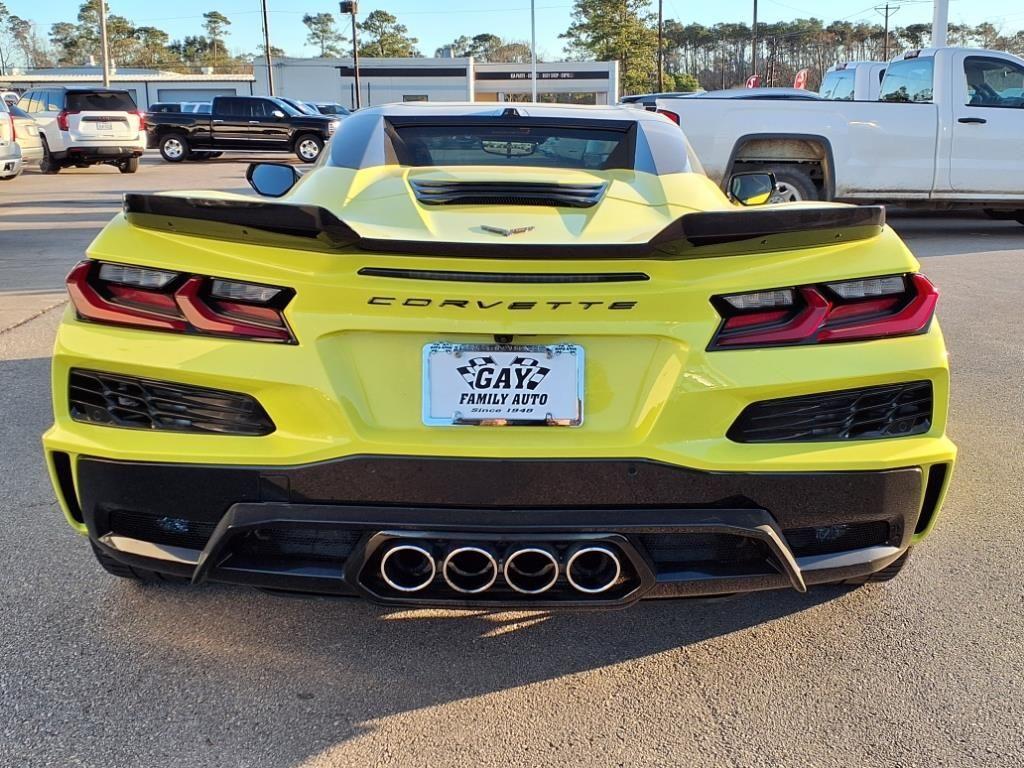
2, 156, 1022, 767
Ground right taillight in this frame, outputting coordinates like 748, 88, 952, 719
66, 260, 295, 343
656, 108, 680, 125
709, 273, 938, 350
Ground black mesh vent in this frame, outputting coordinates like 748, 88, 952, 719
637, 533, 770, 567
728, 381, 932, 443
232, 526, 361, 563
784, 520, 893, 557
410, 180, 607, 208
108, 509, 216, 550
69, 369, 274, 436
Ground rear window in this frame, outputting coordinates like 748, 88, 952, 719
879, 58, 934, 103
389, 122, 632, 170
65, 91, 137, 112
820, 69, 855, 100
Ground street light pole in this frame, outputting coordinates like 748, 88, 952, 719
932, 0, 949, 47
530, 0, 538, 102
341, 1, 361, 108
261, 0, 275, 96
751, 0, 758, 80
98, 0, 111, 87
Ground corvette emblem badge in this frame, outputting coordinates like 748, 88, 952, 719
481, 225, 535, 237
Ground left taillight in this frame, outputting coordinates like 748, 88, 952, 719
66, 260, 295, 343
709, 273, 938, 350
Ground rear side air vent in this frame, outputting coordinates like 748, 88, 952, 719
410, 180, 607, 208
69, 369, 274, 436
728, 381, 933, 443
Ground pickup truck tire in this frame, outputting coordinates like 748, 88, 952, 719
159, 133, 189, 162
294, 134, 323, 163
118, 156, 139, 174
39, 138, 61, 174
765, 166, 819, 203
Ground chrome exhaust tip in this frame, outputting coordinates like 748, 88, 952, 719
503, 546, 559, 595
565, 545, 622, 594
379, 543, 436, 593
442, 546, 499, 594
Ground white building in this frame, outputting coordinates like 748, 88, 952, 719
253, 57, 619, 107
0, 68, 256, 108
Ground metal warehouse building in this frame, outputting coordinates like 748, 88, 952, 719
253, 57, 620, 107
0, 68, 256, 108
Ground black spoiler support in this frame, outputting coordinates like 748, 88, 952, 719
122, 193, 885, 260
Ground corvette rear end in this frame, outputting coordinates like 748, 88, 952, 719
43, 104, 955, 607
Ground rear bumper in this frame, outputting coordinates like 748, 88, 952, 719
68, 455, 946, 606
52, 144, 144, 161
0, 144, 22, 177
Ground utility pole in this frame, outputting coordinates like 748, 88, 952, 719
874, 4, 899, 60
751, 0, 758, 80
341, 1, 361, 108
657, 0, 664, 92
261, 0, 275, 95
98, 0, 111, 87
530, 0, 537, 101
932, 0, 949, 47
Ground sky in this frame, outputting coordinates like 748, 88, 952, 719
11, 0, 1024, 61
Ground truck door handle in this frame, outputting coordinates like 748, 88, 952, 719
212, 119, 224, 123
248, 120, 260, 124
958, 117, 987, 124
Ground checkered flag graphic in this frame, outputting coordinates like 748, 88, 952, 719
456, 356, 496, 387
511, 356, 551, 390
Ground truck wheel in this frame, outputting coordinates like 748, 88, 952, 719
766, 166, 818, 203
295, 134, 323, 163
39, 138, 61, 174
118, 156, 139, 174
838, 549, 912, 587
159, 133, 189, 162
90, 542, 188, 584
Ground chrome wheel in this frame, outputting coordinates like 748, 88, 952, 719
162, 137, 184, 160
297, 138, 320, 160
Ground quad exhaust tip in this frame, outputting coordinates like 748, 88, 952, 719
442, 546, 499, 594
379, 543, 436, 593
503, 547, 559, 595
566, 545, 622, 594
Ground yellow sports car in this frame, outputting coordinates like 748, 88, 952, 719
43, 104, 955, 607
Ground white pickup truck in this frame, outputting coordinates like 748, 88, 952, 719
658, 47, 1024, 221
819, 61, 887, 101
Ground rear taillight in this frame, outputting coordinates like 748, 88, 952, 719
56, 109, 76, 131
8, 113, 15, 140
656, 108, 680, 125
66, 260, 295, 343
131, 109, 146, 131
710, 273, 937, 349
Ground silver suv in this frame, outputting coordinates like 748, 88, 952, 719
18, 87, 146, 174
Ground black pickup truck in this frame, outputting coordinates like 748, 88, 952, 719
147, 95, 340, 163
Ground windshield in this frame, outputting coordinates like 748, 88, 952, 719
66, 90, 137, 112
283, 99, 317, 116
389, 122, 631, 170
820, 70, 855, 100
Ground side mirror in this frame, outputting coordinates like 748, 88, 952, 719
246, 162, 300, 197
272, 109, 286, 118
728, 172, 776, 206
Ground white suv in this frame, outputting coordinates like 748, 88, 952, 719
18, 87, 146, 174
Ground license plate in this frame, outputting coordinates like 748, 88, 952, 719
97, 122, 112, 131
423, 343, 584, 426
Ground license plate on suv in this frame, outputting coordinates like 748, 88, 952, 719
423, 343, 584, 426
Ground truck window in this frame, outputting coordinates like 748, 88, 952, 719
963, 56, 1024, 108
879, 58, 934, 103
820, 70, 855, 100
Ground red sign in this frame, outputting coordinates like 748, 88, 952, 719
745, 75, 761, 89
793, 68, 810, 89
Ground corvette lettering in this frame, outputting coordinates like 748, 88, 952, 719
368, 297, 637, 310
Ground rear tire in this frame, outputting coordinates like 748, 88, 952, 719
159, 133, 189, 162
90, 541, 188, 583
39, 138, 61, 174
118, 156, 139, 174
765, 165, 819, 203
838, 549, 912, 587
294, 133, 323, 163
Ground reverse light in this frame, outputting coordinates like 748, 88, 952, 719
710, 273, 937, 349
66, 260, 295, 343
130, 109, 146, 131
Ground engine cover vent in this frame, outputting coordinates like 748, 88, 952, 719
410, 180, 607, 208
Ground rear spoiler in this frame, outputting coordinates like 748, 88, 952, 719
123, 194, 885, 260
